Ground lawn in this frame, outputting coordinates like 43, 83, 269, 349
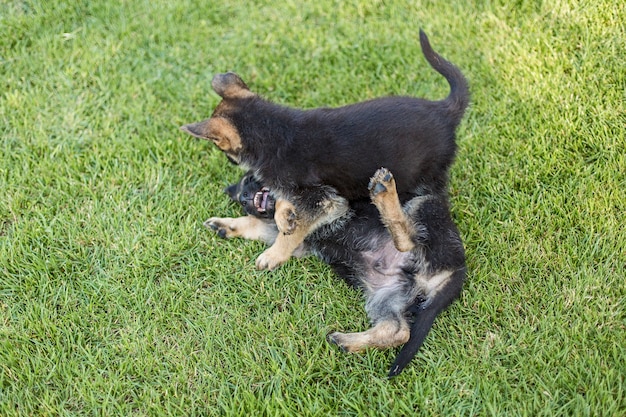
1, 0, 624, 415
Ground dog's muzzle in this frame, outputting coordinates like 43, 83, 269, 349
253, 187, 272, 213
240, 187, 275, 218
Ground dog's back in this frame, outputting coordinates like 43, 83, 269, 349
248, 31, 469, 199
182, 31, 469, 201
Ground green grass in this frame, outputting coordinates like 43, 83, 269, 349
1, 0, 624, 415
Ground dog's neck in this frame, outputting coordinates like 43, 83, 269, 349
233, 99, 308, 190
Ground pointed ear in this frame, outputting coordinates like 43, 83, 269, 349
180, 119, 211, 139
224, 183, 239, 201
212, 72, 255, 99
180, 117, 242, 154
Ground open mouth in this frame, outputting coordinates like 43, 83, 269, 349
253, 187, 271, 213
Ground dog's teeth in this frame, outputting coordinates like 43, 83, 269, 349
254, 191, 267, 213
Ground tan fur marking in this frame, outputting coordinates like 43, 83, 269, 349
180, 117, 242, 161
206, 117, 242, 155
417, 270, 454, 298
204, 216, 276, 244
255, 196, 349, 270
256, 199, 310, 270
255, 223, 310, 271
330, 320, 410, 352
274, 199, 298, 235
369, 169, 416, 252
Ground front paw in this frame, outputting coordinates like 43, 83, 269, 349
255, 247, 288, 271
204, 217, 237, 239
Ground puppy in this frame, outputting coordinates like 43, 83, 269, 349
182, 30, 469, 271
210, 169, 466, 377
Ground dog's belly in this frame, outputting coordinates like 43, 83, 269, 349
360, 239, 413, 291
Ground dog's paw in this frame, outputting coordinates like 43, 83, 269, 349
204, 217, 238, 239
255, 247, 288, 271
276, 206, 297, 235
368, 167, 395, 197
327, 332, 363, 353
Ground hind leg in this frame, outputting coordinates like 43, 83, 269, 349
329, 281, 413, 352
328, 319, 410, 353
368, 168, 415, 252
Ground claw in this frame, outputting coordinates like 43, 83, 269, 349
204, 220, 218, 230
327, 332, 349, 353
370, 182, 387, 196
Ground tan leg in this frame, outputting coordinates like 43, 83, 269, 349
255, 194, 349, 271
368, 168, 416, 252
274, 199, 298, 235
328, 320, 410, 353
255, 199, 307, 270
204, 216, 277, 245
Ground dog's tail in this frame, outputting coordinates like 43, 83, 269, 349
387, 268, 465, 377
419, 29, 469, 125
387, 305, 439, 378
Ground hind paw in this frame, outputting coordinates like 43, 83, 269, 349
327, 332, 365, 353
368, 168, 395, 197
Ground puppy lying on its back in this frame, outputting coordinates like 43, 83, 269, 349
209, 169, 466, 377
182, 30, 469, 271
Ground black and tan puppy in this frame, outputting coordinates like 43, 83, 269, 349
211, 169, 466, 377
182, 30, 469, 271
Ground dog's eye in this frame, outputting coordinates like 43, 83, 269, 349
243, 192, 249, 198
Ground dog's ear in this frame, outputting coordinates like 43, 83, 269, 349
180, 117, 242, 155
212, 72, 254, 99
224, 183, 239, 201
180, 119, 212, 140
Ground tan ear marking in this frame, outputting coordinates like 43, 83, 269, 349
180, 120, 210, 139
209, 117, 242, 153
180, 117, 242, 154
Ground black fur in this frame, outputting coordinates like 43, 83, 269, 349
222, 171, 466, 377
183, 30, 468, 236
190, 30, 469, 374
225, 175, 275, 218
224, 31, 467, 200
